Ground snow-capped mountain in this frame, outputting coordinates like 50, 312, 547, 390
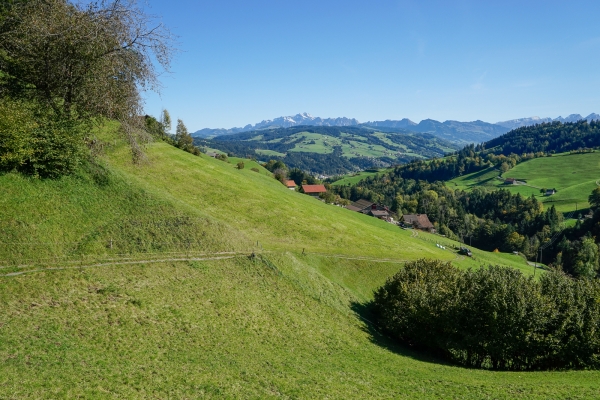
495, 116, 553, 130
193, 113, 359, 137
497, 113, 600, 130
253, 112, 359, 130
362, 118, 417, 129
192, 112, 600, 143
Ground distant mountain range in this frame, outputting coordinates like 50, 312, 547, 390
193, 113, 359, 138
365, 119, 508, 144
496, 113, 600, 130
193, 112, 600, 145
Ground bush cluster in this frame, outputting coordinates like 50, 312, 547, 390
0, 99, 87, 178
373, 259, 600, 370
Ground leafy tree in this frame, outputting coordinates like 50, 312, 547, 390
574, 237, 599, 279
161, 109, 172, 137
236, 161, 245, 170
373, 259, 600, 370
589, 187, 600, 209
263, 159, 287, 172
0, 0, 175, 166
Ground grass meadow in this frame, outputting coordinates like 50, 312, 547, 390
449, 152, 600, 213
1, 129, 599, 398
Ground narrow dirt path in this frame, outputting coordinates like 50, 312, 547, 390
2, 255, 239, 277
0, 250, 413, 278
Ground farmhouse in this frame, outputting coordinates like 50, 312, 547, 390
402, 214, 435, 232
347, 199, 374, 213
545, 188, 556, 196
369, 209, 390, 221
285, 180, 296, 190
504, 178, 516, 185
302, 184, 327, 197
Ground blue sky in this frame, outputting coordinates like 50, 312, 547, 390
142, 0, 600, 131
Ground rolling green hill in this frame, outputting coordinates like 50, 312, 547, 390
196, 125, 458, 175
448, 152, 600, 213
1, 128, 598, 398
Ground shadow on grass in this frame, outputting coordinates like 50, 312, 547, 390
350, 301, 454, 367
459, 167, 497, 182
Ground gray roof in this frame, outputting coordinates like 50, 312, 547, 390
350, 199, 374, 210
370, 210, 389, 217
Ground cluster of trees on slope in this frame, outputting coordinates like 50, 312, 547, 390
144, 110, 200, 156
333, 177, 563, 260
0, 0, 174, 177
373, 259, 600, 371
485, 119, 600, 155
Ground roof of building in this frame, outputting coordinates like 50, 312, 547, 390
302, 184, 327, 193
350, 199, 374, 210
402, 214, 434, 229
285, 180, 296, 188
346, 205, 362, 212
505, 178, 516, 182
370, 210, 389, 217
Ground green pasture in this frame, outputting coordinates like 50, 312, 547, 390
1, 128, 599, 397
448, 152, 600, 213
504, 152, 600, 212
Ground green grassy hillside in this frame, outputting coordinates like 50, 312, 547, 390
448, 152, 600, 213
1, 131, 598, 398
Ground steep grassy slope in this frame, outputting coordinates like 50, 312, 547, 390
2, 133, 598, 397
2, 257, 598, 399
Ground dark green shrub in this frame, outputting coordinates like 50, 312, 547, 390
373, 259, 600, 370
0, 99, 87, 178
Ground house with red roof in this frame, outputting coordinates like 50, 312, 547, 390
285, 180, 297, 190
302, 184, 327, 197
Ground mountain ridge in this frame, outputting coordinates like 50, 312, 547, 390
193, 112, 600, 145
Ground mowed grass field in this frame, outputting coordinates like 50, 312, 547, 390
449, 152, 600, 213
1, 129, 599, 397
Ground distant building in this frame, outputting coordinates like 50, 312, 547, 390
504, 178, 516, 185
347, 199, 374, 213
545, 189, 556, 196
285, 180, 297, 190
345, 204, 362, 212
402, 214, 435, 232
369, 209, 390, 221
302, 184, 327, 197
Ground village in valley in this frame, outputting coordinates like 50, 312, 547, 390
289, 179, 436, 233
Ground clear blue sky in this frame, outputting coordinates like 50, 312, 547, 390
142, 0, 600, 132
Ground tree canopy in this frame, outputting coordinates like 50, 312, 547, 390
0, 0, 176, 174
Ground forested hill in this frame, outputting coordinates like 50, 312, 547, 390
484, 120, 600, 155
195, 125, 458, 175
